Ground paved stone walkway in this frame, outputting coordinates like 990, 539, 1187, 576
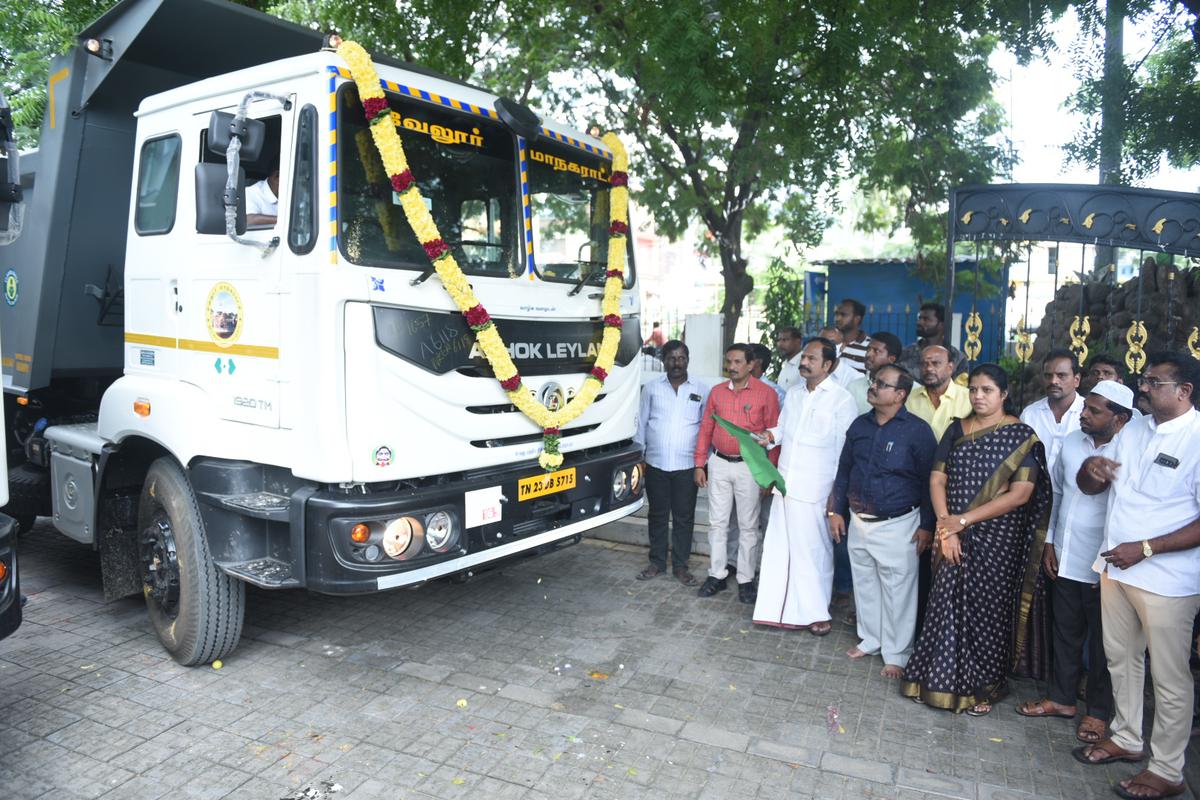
1, 520, 1197, 799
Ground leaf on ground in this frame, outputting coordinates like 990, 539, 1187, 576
627, 768, 637, 776
989, 737, 1004, 743
589, 671, 609, 679
451, 777, 466, 785
456, 699, 468, 709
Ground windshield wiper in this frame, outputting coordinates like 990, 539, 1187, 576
568, 260, 607, 296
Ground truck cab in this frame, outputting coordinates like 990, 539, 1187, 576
1, 0, 642, 664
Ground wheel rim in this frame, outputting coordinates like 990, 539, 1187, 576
140, 514, 180, 619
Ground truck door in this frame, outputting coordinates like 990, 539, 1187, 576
184, 97, 292, 429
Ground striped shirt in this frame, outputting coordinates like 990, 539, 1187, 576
635, 375, 709, 472
838, 333, 871, 374
694, 376, 781, 467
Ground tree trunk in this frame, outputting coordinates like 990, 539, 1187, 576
1095, 0, 1125, 273
1098, 0, 1125, 185
717, 219, 753, 347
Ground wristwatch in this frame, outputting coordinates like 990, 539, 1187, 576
1142, 539, 1154, 558
959, 517, 968, 528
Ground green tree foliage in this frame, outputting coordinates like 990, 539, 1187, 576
485, 1, 1060, 340
1063, 2, 1200, 183
0, 0, 118, 146
757, 258, 806, 349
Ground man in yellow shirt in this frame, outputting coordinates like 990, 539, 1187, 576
905, 345, 972, 441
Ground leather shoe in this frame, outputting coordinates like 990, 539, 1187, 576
738, 581, 757, 604
697, 576, 727, 597
673, 567, 698, 586
636, 564, 663, 581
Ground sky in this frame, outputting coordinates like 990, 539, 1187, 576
995, 6, 1200, 192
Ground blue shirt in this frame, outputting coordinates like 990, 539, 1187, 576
760, 376, 787, 408
635, 375, 708, 471
831, 406, 937, 531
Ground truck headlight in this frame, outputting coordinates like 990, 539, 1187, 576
425, 511, 458, 552
611, 468, 629, 501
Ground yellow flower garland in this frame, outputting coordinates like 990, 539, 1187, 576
337, 41, 629, 470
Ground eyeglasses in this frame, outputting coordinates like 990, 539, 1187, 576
1137, 376, 1178, 389
871, 379, 900, 391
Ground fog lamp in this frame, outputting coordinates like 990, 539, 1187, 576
382, 517, 422, 560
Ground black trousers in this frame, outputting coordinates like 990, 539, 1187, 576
644, 465, 698, 571
915, 548, 931, 635
1050, 575, 1112, 720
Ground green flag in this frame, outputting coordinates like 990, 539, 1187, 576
713, 414, 786, 496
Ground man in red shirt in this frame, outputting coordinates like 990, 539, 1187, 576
694, 343, 781, 601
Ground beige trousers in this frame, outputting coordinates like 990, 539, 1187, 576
705, 455, 762, 583
1100, 573, 1200, 784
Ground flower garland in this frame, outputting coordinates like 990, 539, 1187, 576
337, 41, 628, 471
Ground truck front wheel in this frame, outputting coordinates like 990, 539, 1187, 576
138, 458, 244, 665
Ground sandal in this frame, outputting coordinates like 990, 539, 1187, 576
1114, 769, 1185, 799
1016, 698, 1076, 719
1076, 715, 1107, 743
1071, 738, 1147, 766
966, 702, 992, 717
808, 621, 832, 637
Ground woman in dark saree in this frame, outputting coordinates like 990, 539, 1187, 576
901, 363, 1052, 715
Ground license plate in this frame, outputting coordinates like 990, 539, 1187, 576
518, 468, 577, 501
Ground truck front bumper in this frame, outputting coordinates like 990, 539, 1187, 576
302, 442, 643, 594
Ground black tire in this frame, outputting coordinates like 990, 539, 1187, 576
138, 457, 244, 665
4, 463, 50, 532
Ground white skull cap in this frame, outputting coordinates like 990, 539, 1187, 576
1089, 379, 1134, 412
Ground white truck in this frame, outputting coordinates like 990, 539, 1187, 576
2, 0, 644, 664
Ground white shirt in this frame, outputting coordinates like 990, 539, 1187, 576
777, 352, 802, 392
246, 178, 278, 216
1020, 394, 1084, 488
1097, 408, 1200, 596
767, 377, 858, 504
829, 358, 859, 388
635, 375, 708, 472
1048, 429, 1119, 584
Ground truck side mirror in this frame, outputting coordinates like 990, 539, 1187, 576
207, 111, 266, 162
194, 163, 245, 235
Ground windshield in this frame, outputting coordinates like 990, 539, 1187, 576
528, 139, 635, 288
337, 84, 520, 278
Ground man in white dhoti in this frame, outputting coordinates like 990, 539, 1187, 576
753, 338, 858, 635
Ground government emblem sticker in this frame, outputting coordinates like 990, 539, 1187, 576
3, 270, 17, 306
205, 282, 244, 347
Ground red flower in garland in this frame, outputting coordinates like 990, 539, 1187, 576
609, 220, 628, 236
590, 366, 608, 382
391, 170, 415, 193
423, 238, 450, 260
544, 427, 561, 436
609, 171, 628, 187
603, 314, 623, 328
500, 375, 522, 392
362, 97, 390, 120
464, 304, 491, 328
605, 269, 623, 279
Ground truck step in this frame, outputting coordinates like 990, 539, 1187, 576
219, 558, 301, 589
199, 491, 291, 521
